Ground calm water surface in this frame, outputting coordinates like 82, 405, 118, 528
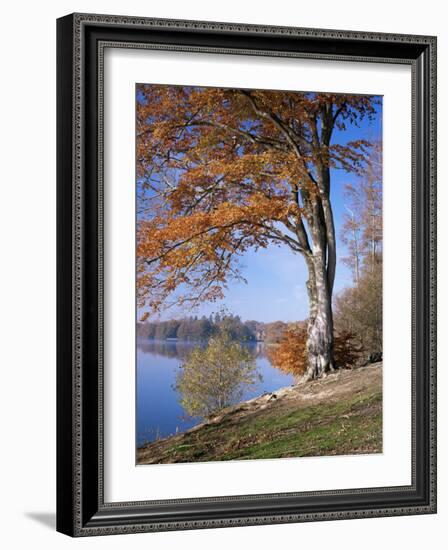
136, 339, 293, 446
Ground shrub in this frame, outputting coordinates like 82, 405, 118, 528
333, 329, 364, 368
267, 324, 308, 378
175, 333, 261, 418
268, 324, 363, 380
334, 268, 382, 357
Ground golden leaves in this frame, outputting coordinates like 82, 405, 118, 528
135, 84, 378, 316
267, 324, 308, 377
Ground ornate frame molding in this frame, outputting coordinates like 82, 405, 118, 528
57, 13, 437, 537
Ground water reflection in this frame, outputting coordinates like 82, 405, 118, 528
137, 339, 269, 359
136, 339, 293, 446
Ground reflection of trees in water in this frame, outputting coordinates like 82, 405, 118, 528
137, 339, 268, 360
137, 339, 195, 359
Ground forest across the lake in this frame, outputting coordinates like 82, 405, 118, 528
137, 313, 289, 344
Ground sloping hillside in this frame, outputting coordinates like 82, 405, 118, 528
137, 362, 382, 464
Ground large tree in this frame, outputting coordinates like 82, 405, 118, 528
136, 85, 377, 380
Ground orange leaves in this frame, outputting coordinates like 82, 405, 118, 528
267, 324, 308, 378
139, 311, 150, 322
330, 141, 371, 175
136, 190, 295, 313
135, 84, 378, 316
268, 324, 364, 377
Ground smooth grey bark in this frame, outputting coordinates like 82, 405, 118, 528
301, 200, 335, 381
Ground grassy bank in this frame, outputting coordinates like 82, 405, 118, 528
137, 362, 382, 464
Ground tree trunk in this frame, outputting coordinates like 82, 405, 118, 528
301, 199, 335, 381
303, 260, 335, 380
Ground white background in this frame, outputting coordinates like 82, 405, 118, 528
0, 1, 445, 549
105, 49, 412, 501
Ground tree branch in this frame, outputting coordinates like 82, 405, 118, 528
189, 120, 288, 152
240, 90, 318, 187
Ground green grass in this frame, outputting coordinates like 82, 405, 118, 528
138, 388, 382, 463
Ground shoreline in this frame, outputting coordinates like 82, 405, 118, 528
137, 362, 382, 464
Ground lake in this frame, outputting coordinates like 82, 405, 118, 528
136, 339, 294, 446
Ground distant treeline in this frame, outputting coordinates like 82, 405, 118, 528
137, 314, 289, 343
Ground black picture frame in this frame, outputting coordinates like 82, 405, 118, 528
57, 13, 437, 537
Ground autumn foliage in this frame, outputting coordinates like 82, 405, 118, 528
136, 84, 378, 378
268, 325, 363, 379
136, 86, 376, 312
267, 324, 308, 377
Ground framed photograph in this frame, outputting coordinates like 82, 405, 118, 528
57, 13, 437, 536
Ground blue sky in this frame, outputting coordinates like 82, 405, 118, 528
140, 94, 382, 323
